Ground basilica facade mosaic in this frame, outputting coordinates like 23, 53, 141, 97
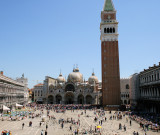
42, 67, 102, 105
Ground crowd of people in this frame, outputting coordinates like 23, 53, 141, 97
0, 103, 159, 135
129, 112, 160, 133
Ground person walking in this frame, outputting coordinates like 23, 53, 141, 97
61, 123, 64, 128
45, 130, 47, 135
70, 125, 72, 131
130, 120, 132, 126
105, 117, 107, 121
133, 131, 136, 135
124, 125, 126, 131
101, 120, 103, 125
22, 123, 25, 130
46, 124, 48, 130
95, 126, 97, 133
41, 130, 43, 135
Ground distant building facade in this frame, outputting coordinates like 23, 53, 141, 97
139, 63, 160, 113
33, 83, 44, 103
36, 68, 102, 105
129, 73, 140, 106
0, 71, 25, 111
120, 79, 130, 105
16, 74, 28, 104
128, 63, 160, 113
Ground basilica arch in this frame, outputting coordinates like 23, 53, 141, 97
48, 95, 54, 104
86, 95, 92, 104
56, 94, 62, 104
65, 83, 75, 92
77, 94, 84, 104
65, 92, 74, 104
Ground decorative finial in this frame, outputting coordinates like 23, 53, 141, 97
59, 69, 62, 76
73, 64, 75, 72
92, 69, 95, 76
22, 73, 24, 78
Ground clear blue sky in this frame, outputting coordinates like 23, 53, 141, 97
0, 0, 160, 88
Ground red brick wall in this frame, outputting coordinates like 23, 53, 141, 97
101, 41, 120, 106
101, 13, 116, 20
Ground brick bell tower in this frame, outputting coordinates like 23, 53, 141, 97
100, 0, 120, 107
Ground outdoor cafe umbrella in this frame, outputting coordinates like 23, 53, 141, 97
96, 126, 102, 129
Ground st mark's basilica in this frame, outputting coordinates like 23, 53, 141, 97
41, 67, 102, 105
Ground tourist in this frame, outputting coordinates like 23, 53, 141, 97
45, 130, 47, 135
105, 117, 107, 121
22, 123, 25, 130
130, 120, 132, 126
74, 129, 77, 135
95, 126, 97, 133
133, 131, 136, 135
41, 130, 43, 135
101, 120, 103, 125
61, 123, 64, 128
46, 124, 48, 130
119, 123, 122, 130
126, 117, 128, 122
124, 125, 126, 131
70, 125, 72, 131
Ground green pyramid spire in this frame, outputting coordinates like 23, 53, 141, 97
103, 0, 115, 11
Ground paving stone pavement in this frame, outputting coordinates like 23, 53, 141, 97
0, 110, 159, 135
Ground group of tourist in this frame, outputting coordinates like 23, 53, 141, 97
0, 103, 159, 134
129, 112, 160, 132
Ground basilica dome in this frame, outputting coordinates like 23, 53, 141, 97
57, 73, 65, 83
68, 68, 83, 83
88, 72, 99, 84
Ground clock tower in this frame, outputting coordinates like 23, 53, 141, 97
100, 0, 120, 107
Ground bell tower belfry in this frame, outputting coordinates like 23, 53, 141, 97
100, 0, 120, 107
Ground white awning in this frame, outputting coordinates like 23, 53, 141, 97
3, 105, 10, 111
16, 103, 23, 107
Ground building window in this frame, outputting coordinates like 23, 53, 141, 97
110, 28, 113, 33
104, 28, 107, 33
38, 91, 40, 96
155, 74, 157, 81
107, 28, 109, 33
113, 28, 115, 33
126, 84, 129, 89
